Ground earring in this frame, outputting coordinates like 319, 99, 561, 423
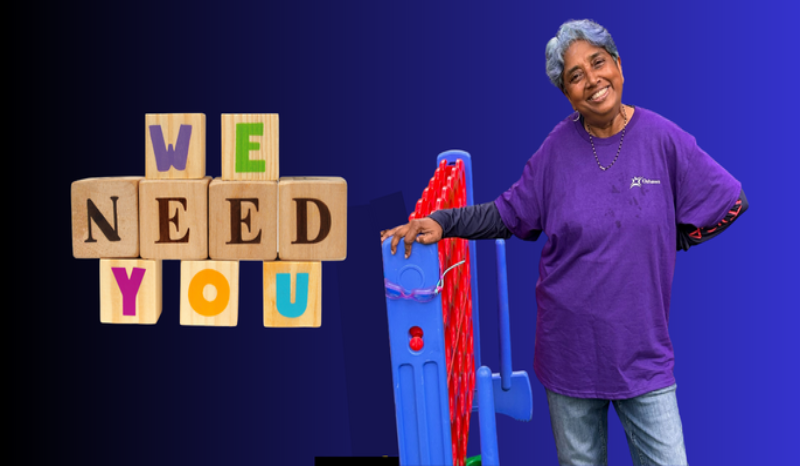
572, 111, 580, 122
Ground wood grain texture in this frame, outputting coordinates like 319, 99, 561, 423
71, 177, 142, 259
278, 177, 347, 261
180, 260, 239, 327
139, 177, 211, 260
145, 113, 206, 179
209, 179, 277, 260
100, 259, 162, 324
221, 114, 279, 181
263, 261, 321, 327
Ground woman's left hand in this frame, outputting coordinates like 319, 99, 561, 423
380, 217, 443, 259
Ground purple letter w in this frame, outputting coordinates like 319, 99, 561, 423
148, 124, 192, 171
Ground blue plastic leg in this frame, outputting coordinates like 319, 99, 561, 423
477, 366, 500, 466
495, 239, 513, 391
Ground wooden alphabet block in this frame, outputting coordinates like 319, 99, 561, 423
139, 177, 211, 260
263, 261, 321, 327
278, 177, 347, 261
145, 113, 206, 180
209, 179, 278, 260
221, 114, 279, 181
180, 260, 239, 327
71, 177, 142, 259
100, 258, 162, 324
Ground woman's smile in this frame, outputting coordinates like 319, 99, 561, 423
588, 86, 610, 103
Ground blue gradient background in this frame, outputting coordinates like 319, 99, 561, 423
37, 1, 797, 464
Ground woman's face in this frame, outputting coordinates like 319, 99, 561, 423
561, 40, 624, 125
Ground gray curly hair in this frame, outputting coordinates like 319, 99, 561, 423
545, 19, 619, 91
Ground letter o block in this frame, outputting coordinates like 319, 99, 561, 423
180, 260, 239, 327
278, 177, 347, 261
100, 259, 162, 324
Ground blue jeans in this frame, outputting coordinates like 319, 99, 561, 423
546, 384, 688, 466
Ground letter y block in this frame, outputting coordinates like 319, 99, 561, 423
100, 259, 162, 324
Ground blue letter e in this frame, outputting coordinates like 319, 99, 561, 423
276, 273, 309, 318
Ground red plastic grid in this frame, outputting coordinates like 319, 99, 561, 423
409, 159, 475, 466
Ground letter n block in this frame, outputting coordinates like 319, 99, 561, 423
139, 177, 211, 260
100, 259, 162, 324
71, 177, 142, 258
221, 114, 279, 181
145, 113, 206, 180
209, 179, 277, 260
263, 261, 321, 327
180, 260, 239, 327
278, 177, 347, 261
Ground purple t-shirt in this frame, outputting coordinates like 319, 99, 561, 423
494, 106, 741, 399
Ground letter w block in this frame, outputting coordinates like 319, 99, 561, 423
71, 177, 142, 258
145, 114, 206, 179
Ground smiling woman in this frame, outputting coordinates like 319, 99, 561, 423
380, 18, 747, 466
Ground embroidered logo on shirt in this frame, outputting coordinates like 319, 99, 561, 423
630, 176, 661, 188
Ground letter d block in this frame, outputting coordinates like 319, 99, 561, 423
139, 178, 211, 260
145, 113, 206, 180
100, 259, 162, 324
71, 177, 142, 258
209, 179, 277, 260
180, 260, 239, 327
278, 177, 347, 261
263, 261, 321, 327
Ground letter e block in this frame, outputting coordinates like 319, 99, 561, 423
209, 179, 277, 260
145, 113, 206, 179
139, 178, 211, 260
100, 259, 162, 324
180, 260, 239, 327
221, 114, 279, 181
263, 261, 321, 327
278, 177, 347, 261
71, 177, 142, 258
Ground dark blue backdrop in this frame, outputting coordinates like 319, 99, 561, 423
37, 1, 798, 464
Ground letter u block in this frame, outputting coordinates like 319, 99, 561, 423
263, 261, 321, 327
221, 114, 279, 181
180, 260, 239, 327
209, 179, 277, 260
100, 259, 162, 324
145, 113, 206, 180
278, 177, 347, 261
139, 177, 211, 260
71, 177, 142, 258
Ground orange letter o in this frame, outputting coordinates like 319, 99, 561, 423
188, 269, 230, 317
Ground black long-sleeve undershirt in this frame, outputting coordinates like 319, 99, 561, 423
428, 189, 747, 251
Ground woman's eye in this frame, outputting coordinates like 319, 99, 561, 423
594, 59, 605, 68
